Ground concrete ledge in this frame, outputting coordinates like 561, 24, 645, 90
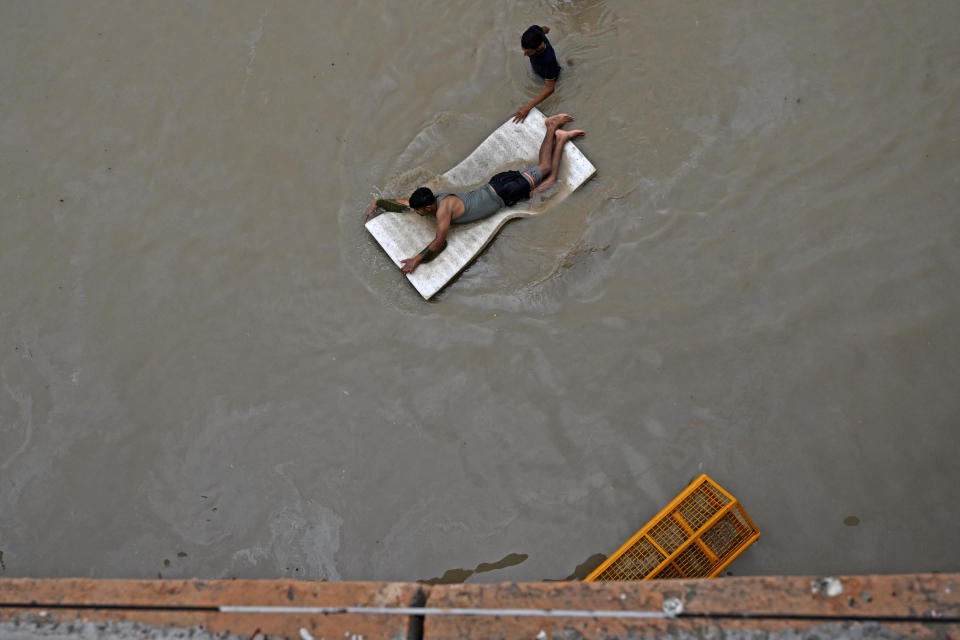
427, 574, 959, 639
0, 578, 426, 639
0, 573, 957, 639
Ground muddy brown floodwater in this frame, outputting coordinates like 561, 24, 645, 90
1, 1, 958, 583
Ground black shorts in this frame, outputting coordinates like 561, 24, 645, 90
488, 170, 532, 207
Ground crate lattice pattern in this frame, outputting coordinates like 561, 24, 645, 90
589, 475, 760, 581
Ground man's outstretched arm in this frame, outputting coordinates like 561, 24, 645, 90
400, 211, 450, 274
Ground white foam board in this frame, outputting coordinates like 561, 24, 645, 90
365, 108, 596, 299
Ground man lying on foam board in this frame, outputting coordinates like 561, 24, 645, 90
364, 113, 585, 274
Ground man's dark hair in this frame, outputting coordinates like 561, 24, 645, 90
521, 27, 545, 50
409, 187, 435, 210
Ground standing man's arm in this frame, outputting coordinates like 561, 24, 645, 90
513, 79, 556, 123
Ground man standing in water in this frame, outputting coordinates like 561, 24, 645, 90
512, 25, 562, 124
365, 114, 585, 275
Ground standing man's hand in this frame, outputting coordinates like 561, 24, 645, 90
400, 255, 422, 274
512, 105, 533, 123
513, 80, 555, 124
364, 200, 377, 221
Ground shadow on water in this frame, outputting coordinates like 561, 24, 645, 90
543, 553, 607, 582
418, 552, 529, 585
419, 551, 608, 584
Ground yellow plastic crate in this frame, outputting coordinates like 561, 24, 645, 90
584, 474, 760, 581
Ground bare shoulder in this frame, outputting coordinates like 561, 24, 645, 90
439, 193, 464, 212
432, 195, 459, 223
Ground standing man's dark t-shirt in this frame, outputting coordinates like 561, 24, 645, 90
526, 25, 561, 81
